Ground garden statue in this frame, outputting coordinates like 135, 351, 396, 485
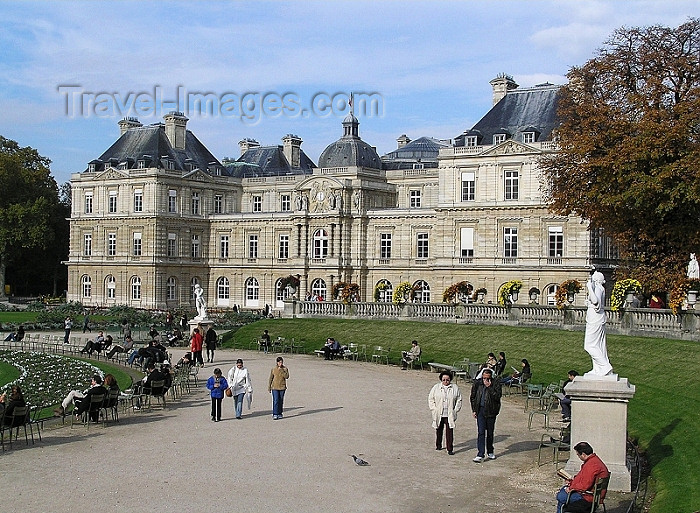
584, 270, 613, 377
688, 253, 699, 279
193, 283, 208, 320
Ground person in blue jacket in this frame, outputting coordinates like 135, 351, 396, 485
206, 368, 228, 422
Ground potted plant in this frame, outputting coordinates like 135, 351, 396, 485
392, 282, 412, 305
373, 282, 389, 302
474, 287, 487, 303
610, 278, 642, 311
528, 287, 540, 303
555, 279, 582, 309
442, 281, 474, 304
279, 275, 300, 294
669, 278, 700, 314
498, 280, 523, 306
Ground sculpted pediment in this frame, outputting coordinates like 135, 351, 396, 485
295, 177, 344, 213
480, 140, 540, 157
96, 167, 129, 180
183, 169, 213, 182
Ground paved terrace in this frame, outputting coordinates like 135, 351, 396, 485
0, 346, 634, 513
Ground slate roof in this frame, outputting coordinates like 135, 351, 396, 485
225, 145, 315, 178
454, 84, 560, 146
87, 124, 223, 173
382, 136, 450, 162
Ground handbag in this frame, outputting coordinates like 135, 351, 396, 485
225, 387, 233, 397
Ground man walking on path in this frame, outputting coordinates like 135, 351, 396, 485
470, 367, 502, 462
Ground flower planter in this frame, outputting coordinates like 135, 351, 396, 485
688, 290, 698, 307
477, 293, 485, 303
625, 292, 635, 305
567, 293, 575, 304
510, 291, 519, 303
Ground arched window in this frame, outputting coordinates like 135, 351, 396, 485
546, 284, 558, 306
245, 277, 259, 307
375, 279, 393, 302
313, 229, 329, 259
191, 277, 200, 300
81, 275, 91, 298
217, 276, 230, 305
167, 277, 177, 301
413, 280, 430, 303
311, 278, 327, 300
275, 278, 293, 307
105, 275, 116, 300
131, 276, 141, 300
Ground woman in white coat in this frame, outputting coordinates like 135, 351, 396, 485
428, 371, 462, 455
227, 359, 252, 419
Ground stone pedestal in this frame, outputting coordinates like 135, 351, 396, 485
565, 375, 635, 492
188, 319, 214, 339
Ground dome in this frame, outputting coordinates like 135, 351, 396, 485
317, 114, 381, 169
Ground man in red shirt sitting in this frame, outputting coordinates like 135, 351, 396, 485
556, 441, 610, 512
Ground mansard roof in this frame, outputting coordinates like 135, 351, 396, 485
382, 136, 450, 161
88, 124, 223, 173
455, 83, 560, 146
225, 145, 315, 178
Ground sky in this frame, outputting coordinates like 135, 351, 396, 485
1, 0, 698, 185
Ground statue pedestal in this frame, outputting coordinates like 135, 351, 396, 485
188, 319, 214, 339
565, 376, 636, 492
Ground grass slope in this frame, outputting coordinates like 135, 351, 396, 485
224, 318, 699, 513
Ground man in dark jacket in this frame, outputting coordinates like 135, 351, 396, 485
470, 368, 502, 463
74, 374, 108, 422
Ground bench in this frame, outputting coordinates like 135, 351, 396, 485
427, 362, 461, 374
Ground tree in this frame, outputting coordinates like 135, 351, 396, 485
541, 19, 700, 290
0, 136, 63, 298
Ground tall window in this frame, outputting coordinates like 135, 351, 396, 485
310, 278, 327, 300
134, 189, 143, 212
380, 233, 392, 259
253, 195, 262, 212
133, 232, 142, 256
248, 235, 258, 259
220, 235, 229, 258
167, 233, 177, 257
417, 232, 429, 259
214, 194, 223, 214
83, 233, 92, 256
376, 279, 393, 302
409, 189, 421, 208
313, 229, 328, 259
549, 226, 563, 257
105, 275, 116, 300
168, 190, 177, 213
281, 194, 291, 212
131, 276, 141, 300
504, 227, 518, 258
81, 275, 91, 297
84, 192, 93, 214
246, 277, 260, 301
461, 172, 475, 201
279, 234, 289, 259
504, 170, 519, 200
108, 191, 117, 213
107, 233, 116, 256
413, 280, 430, 303
167, 277, 176, 301
191, 234, 200, 258
460, 227, 474, 258
191, 192, 200, 215
217, 276, 230, 301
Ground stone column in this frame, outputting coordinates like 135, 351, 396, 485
564, 375, 636, 492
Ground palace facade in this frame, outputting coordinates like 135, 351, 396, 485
67, 75, 616, 310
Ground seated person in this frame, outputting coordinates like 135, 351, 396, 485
0, 385, 26, 425
148, 326, 160, 341
58, 374, 107, 421
494, 351, 507, 377
80, 331, 106, 355
3, 326, 26, 342
555, 442, 609, 513
133, 363, 167, 409
102, 334, 113, 351
127, 343, 147, 366
175, 352, 193, 369
559, 370, 578, 421
322, 337, 341, 360
475, 352, 498, 379
107, 335, 134, 359
401, 340, 421, 369
166, 330, 180, 347
501, 358, 531, 385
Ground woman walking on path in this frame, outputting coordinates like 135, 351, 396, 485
428, 371, 462, 455
268, 357, 289, 420
206, 368, 228, 422
190, 327, 204, 367
227, 359, 252, 419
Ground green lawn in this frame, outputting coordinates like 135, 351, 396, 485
224, 318, 699, 513
0, 312, 40, 323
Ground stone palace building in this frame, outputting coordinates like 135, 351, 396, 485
66, 74, 617, 311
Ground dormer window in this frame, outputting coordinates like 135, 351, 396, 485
167, 160, 175, 170
118, 162, 128, 170
88, 163, 96, 172
465, 136, 478, 147
493, 134, 506, 145
522, 132, 535, 144
137, 159, 146, 169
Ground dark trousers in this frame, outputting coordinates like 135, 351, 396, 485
211, 397, 223, 420
435, 417, 453, 452
193, 350, 204, 365
476, 411, 496, 457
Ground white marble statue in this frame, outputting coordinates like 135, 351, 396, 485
193, 283, 208, 320
688, 253, 699, 279
584, 271, 613, 377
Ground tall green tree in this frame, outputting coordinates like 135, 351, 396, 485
541, 19, 700, 290
0, 136, 62, 298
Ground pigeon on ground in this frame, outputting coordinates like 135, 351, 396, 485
352, 455, 369, 466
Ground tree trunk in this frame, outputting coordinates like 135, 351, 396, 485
0, 254, 6, 299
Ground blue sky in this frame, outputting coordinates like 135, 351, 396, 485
1, 1, 697, 185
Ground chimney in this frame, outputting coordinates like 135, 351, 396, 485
164, 111, 188, 150
238, 138, 260, 156
118, 117, 142, 136
396, 134, 411, 149
282, 134, 302, 168
489, 73, 518, 106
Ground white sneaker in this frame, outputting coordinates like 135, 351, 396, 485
472, 456, 483, 463
487, 453, 496, 460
